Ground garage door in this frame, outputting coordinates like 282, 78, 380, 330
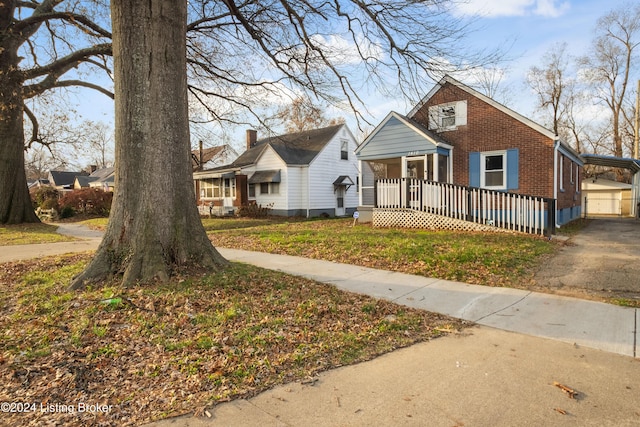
585, 194, 620, 215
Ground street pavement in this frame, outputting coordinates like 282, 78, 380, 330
1, 224, 639, 426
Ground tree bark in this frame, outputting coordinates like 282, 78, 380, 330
0, 22, 40, 224
70, 0, 227, 289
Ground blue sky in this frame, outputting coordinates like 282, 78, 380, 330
66, 0, 634, 157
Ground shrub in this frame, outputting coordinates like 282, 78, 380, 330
58, 188, 113, 217
237, 202, 272, 218
32, 186, 59, 210
59, 206, 75, 219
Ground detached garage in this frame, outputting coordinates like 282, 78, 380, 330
581, 154, 640, 219
582, 178, 633, 217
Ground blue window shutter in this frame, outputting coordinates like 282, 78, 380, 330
506, 148, 519, 190
469, 152, 480, 187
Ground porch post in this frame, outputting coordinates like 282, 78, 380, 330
433, 153, 439, 182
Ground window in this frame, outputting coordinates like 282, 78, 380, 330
341, 140, 348, 160
559, 155, 564, 191
570, 159, 574, 185
470, 149, 518, 190
248, 184, 255, 198
259, 182, 279, 195
438, 155, 449, 183
200, 178, 221, 198
441, 106, 456, 128
481, 152, 506, 189
260, 182, 269, 194
223, 178, 236, 198
428, 101, 467, 131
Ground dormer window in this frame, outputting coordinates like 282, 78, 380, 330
428, 101, 467, 131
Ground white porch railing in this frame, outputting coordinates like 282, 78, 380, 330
375, 178, 555, 236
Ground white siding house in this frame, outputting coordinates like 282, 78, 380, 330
194, 124, 359, 217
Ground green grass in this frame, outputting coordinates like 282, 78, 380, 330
211, 218, 556, 287
0, 253, 462, 426
0, 223, 76, 245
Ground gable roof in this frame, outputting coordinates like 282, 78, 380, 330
49, 170, 85, 187
408, 74, 583, 161
89, 166, 115, 180
233, 124, 345, 167
355, 111, 452, 158
191, 145, 230, 170
410, 75, 557, 139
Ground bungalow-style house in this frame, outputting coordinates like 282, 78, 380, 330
193, 124, 359, 217
48, 170, 87, 193
191, 144, 239, 171
356, 75, 583, 235
74, 166, 115, 192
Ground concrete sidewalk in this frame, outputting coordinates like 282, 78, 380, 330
2, 225, 640, 426
219, 248, 639, 358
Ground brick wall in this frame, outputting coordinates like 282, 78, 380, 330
411, 82, 580, 211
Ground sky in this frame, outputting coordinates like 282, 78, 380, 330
64, 0, 635, 160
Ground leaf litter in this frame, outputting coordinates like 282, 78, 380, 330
0, 253, 467, 426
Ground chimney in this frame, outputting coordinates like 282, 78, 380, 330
89, 165, 97, 174
199, 140, 203, 170
246, 129, 257, 150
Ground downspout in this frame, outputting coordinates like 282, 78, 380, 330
307, 166, 311, 218
553, 139, 560, 229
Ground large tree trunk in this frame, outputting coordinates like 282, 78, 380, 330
71, 0, 227, 289
0, 28, 39, 224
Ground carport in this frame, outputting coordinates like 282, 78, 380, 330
581, 154, 640, 218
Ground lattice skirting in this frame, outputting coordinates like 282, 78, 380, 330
373, 208, 510, 233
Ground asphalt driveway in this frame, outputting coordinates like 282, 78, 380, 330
533, 218, 640, 302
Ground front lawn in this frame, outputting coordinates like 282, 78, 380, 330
0, 254, 464, 426
0, 223, 76, 245
210, 218, 557, 287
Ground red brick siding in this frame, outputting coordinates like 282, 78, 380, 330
412, 82, 579, 210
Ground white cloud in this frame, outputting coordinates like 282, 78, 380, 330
454, 0, 570, 18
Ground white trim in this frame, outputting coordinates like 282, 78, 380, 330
355, 111, 453, 155
480, 150, 507, 190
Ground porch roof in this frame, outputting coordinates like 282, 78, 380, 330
355, 111, 452, 161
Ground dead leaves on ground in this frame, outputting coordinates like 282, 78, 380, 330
0, 254, 466, 426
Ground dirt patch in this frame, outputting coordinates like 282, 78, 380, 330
531, 218, 640, 304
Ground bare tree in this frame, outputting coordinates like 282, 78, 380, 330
80, 120, 114, 168
68, 0, 496, 287
526, 42, 574, 137
184, 0, 499, 131
0, 1, 112, 224
579, 3, 640, 158
70, 0, 227, 289
275, 96, 344, 133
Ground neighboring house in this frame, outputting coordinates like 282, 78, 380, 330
193, 124, 359, 217
27, 178, 50, 190
191, 144, 239, 171
74, 166, 115, 192
48, 170, 87, 193
356, 75, 583, 233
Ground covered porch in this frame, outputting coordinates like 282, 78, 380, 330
193, 168, 248, 216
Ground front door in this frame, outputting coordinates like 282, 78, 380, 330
336, 186, 345, 216
406, 159, 424, 209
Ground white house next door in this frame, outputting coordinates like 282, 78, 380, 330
336, 186, 345, 216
